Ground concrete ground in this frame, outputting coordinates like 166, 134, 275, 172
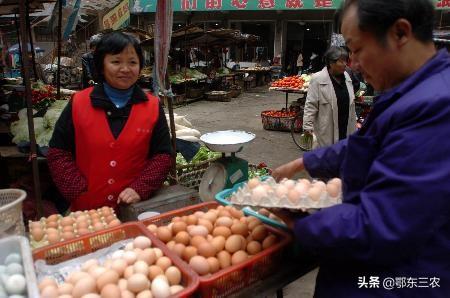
172, 87, 318, 297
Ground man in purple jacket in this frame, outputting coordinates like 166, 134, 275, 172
273, 0, 450, 297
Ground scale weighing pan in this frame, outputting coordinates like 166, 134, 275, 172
200, 130, 255, 153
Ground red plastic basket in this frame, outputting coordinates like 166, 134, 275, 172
33, 222, 199, 298
141, 202, 292, 298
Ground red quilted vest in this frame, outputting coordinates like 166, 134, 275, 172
71, 87, 159, 211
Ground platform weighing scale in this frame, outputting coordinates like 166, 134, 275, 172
199, 130, 255, 202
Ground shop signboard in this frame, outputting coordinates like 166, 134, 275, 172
103, 0, 131, 30
132, 0, 450, 13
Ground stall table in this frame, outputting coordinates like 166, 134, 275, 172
237, 68, 271, 87
269, 87, 308, 110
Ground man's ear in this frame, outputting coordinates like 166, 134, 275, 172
390, 18, 413, 47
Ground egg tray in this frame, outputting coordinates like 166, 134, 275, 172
215, 177, 289, 230
32, 222, 199, 298
0, 236, 40, 298
28, 208, 121, 250
141, 202, 293, 298
229, 177, 342, 210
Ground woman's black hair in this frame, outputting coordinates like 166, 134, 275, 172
94, 31, 144, 80
340, 0, 435, 44
324, 46, 349, 68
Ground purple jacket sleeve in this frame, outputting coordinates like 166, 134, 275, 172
293, 102, 450, 265
303, 138, 348, 178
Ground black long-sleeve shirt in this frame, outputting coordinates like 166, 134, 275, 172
330, 74, 350, 140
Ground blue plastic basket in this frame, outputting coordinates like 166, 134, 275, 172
214, 177, 288, 230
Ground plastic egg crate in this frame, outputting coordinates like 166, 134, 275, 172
230, 177, 343, 210
28, 207, 121, 249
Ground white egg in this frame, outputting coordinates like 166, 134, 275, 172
282, 179, 296, 189
251, 185, 267, 203
5, 253, 21, 265
4, 274, 26, 295
6, 263, 23, 275
151, 277, 171, 298
111, 249, 125, 259
0, 265, 6, 274
275, 185, 288, 198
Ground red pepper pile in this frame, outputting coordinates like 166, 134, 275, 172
30, 84, 56, 110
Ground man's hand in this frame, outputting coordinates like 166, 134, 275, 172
117, 188, 141, 204
272, 158, 305, 182
269, 208, 309, 230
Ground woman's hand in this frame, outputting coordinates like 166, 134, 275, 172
272, 158, 305, 182
117, 188, 141, 204
269, 208, 309, 230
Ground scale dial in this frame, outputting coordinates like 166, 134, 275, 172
199, 162, 227, 202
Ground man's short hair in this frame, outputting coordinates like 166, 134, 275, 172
341, 0, 435, 44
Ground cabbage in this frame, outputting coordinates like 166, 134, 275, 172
11, 117, 45, 144
18, 108, 37, 120
36, 129, 53, 147
43, 109, 62, 129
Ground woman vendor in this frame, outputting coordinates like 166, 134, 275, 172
47, 32, 172, 211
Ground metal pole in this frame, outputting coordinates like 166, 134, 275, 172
14, 14, 25, 83
56, 0, 62, 99
25, 2, 38, 80
165, 74, 177, 185
18, 0, 44, 218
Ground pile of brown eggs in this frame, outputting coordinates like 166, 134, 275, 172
147, 205, 278, 276
38, 236, 185, 298
29, 207, 121, 247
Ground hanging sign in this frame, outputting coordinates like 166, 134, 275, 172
103, 0, 131, 30
133, 0, 450, 12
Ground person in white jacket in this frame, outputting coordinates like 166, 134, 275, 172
303, 46, 357, 148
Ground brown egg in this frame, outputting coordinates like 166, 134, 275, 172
156, 226, 172, 243
96, 270, 119, 291
171, 221, 187, 235
76, 221, 89, 229
81, 259, 99, 271
58, 282, 74, 295
72, 276, 96, 298
124, 266, 134, 279
225, 235, 242, 253
153, 248, 163, 259
101, 206, 112, 215
239, 217, 248, 224
231, 250, 248, 265
202, 211, 218, 223
121, 290, 135, 298
32, 227, 44, 241
73, 211, 84, 218
133, 260, 149, 276
89, 266, 107, 279
156, 256, 172, 271
111, 258, 127, 276
127, 273, 150, 293
218, 210, 232, 218
63, 225, 74, 232
77, 228, 91, 235
137, 248, 156, 266
229, 207, 244, 219
215, 217, 233, 228
166, 240, 176, 250
172, 243, 186, 258
182, 246, 197, 262
197, 242, 217, 258
46, 221, 59, 229
246, 241, 262, 255
39, 277, 58, 291
147, 224, 158, 234
105, 215, 116, 224
62, 231, 75, 240
186, 215, 198, 225
262, 234, 277, 249
171, 216, 182, 222
211, 236, 226, 252
76, 215, 87, 223
198, 218, 213, 233
247, 218, 263, 230
46, 214, 59, 223
251, 225, 268, 241
123, 251, 137, 265
193, 211, 205, 218
165, 266, 182, 285
231, 222, 249, 236
190, 235, 207, 249
118, 279, 128, 291
136, 290, 153, 298
67, 271, 90, 285
100, 283, 121, 298
47, 232, 60, 244
212, 226, 231, 238
148, 265, 164, 281
173, 231, 190, 246
206, 257, 220, 274
29, 221, 43, 230
217, 250, 231, 269
41, 285, 59, 298
60, 216, 74, 226
189, 256, 210, 275
108, 219, 121, 227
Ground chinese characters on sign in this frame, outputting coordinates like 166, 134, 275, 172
314, 0, 333, 8
358, 276, 440, 290
286, 0, 304, 8
436, 0, 450, 7
206, 0, 222, 9
103, 0, 130, 30
181, 0, 198, 10
231, 0, 248, 9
